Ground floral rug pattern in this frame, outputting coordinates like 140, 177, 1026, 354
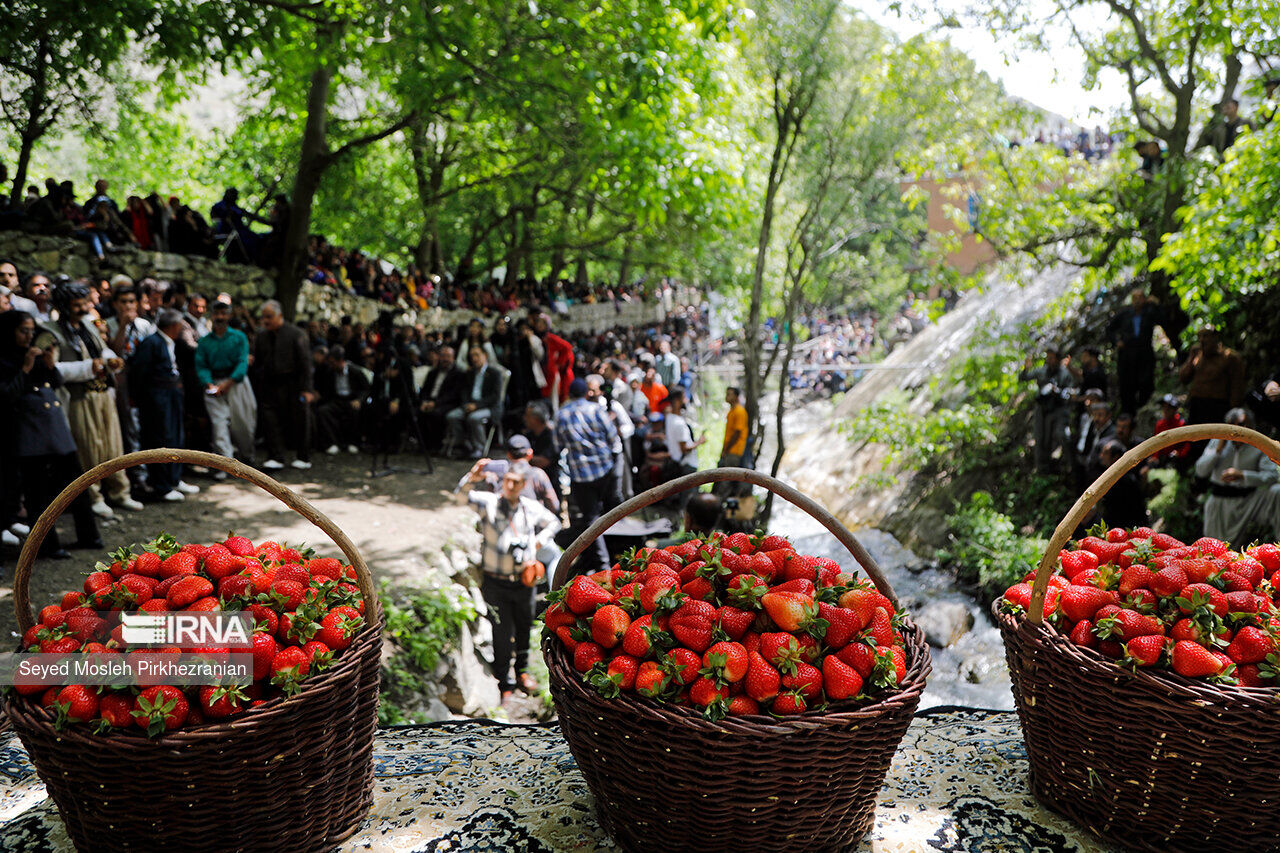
0, 708, 1116, 851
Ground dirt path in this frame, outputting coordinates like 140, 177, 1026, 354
0, 452, 480, 642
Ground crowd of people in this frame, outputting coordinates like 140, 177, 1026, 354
0, 169, 649, 315
1020, 286, 1280, 543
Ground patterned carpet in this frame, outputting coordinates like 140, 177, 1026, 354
0, 708, 1117, 852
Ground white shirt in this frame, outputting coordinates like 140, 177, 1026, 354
665, 412, 694, 465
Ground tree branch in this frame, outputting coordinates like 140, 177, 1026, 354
323, 112, 415, 165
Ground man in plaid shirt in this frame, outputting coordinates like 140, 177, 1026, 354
555, 377, 620, 573
457, 460, 560, 701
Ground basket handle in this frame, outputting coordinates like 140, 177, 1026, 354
1027, 423, 1280, 625
14, 448, 375, 633
551, 467, 899, 607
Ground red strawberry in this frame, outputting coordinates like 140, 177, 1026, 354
132, 685, 189, 735
822, 654, 863, 700
1060, 550, 1099, 580
666, 647, 702, 685
54, 685, 99, 723
757, 534, 792, 552
1118, 566, 1154, 595
762, 591, 820, 634
1248, 544, 1280, 572
1231, 558, 1265, 588
307, 557, 344, 580
271, 578, 307, 611
565, 576, 612, 616
727, 695, 759, 716
1068, 619, 1097, 649
167, 575, 214, 610
669, 600, 716, 652
771, 690, 806, 715
635, 661, 668, 697
778, 552, 817, 583
316, 608, 363, 651
131, 551, 163, 577
60, 591, 84, 611
247, 603, 279, 635
198, 684, 247, 719
39, 605, 66, 629
83, 571, 114, 595
184, 596, 221, 613
1226, 626, 1276, 665
689, 676, 731, 713
716, 605, 756, 640
605, 655, 640, 692
770, 578, 816, 597
701, 641, 748, 683
1178, 558, 1219, 584
1124, 634, 1170, 667
98, 693, 135, 728
1151, 533, 1184, 551
781, 661, 822, 700
1002, 583, 1032, 611
723, 532, 753, 554
590, 605, 631, 649
744, 651, 781, 702
818, 603, 861, 649
638, 576, 681, 613
1172, 640, 1229, 678
1225, 591, 1259, 614
250, 631, 278, 681
1177, 583, 1228, 616
1238, 664, 1268, 687
621, 614, 654, 657
759, 632, 803, 675
1218, 571, 1252, 593
1193, 537, 1229, 558
868, 607, 895, 648
681, 576, 714, 602
1096, 608, 1164, 641
1059, 586, 1119, 623
1150, 566, 1189, 598
1105, 528, 1129, 543
572, 642, 605, 673
159, 551, 199, 579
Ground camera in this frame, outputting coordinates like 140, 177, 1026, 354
507, 543, 529, 564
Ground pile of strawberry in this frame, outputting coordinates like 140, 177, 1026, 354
1002, 526, 1280, 685
13, 533, 367, 735
544, 531, 912, 720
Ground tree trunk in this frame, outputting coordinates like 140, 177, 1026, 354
9, 38, 49, 208
547, 246, 567, 284
743, 120, 792, 462
275, 35, 336, 321
616, 239, 633, 289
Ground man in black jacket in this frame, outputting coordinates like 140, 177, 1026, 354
1106, 288, 1163, 415
418, 345, 464, 451
130, 310, 199, 501
253, 299, 314, 470
446, 346, 502, 457
315, 348, 370, 455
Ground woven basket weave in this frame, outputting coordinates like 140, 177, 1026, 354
996, 423, 1280, 853
546, 467, 931, 853
0, 449, 381, 853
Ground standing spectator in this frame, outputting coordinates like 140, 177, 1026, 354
586, 373, 634, 500
639, 366, 667, 413
1070, 346, 1108, 399
1153, 394, 1193, 468
1082, 403, 1117, 485
0, 260, 21, 304
13, 272, 52, 322
1195, 408, 1280, 542
315, 348, 368, 455
105, 282, 155, 495
535, 313, 574, 405
455, 461, 560, 702
130, 310, 198, 501
662, 388, 705, 479
195, 300, 257, 473
0, 311, 100, 558
524, 402, 561, 495
718, 386, 748, 469
454, 435, 560, 515
1107, 288, 1162, 414
184, 292, 210, 339
654, 337, 681, 389
253, 299, 315, 470
1179, 327, 1245, 425
1019, 347, 1075, 472
602, 359, 632, 409
1096, 439, 1148, 528
445, 346, 502, 458
554, 379, 619, 574
42, 282, 142, 516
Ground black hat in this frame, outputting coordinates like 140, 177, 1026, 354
505, 434, 532, 454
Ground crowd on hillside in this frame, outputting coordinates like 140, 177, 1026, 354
1020, 287, 1280, 544
0, 170, 647, 314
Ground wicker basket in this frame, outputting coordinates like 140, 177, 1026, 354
546, 467, 931, 853
996, 423, 1280, 853
0, 449, 382, 853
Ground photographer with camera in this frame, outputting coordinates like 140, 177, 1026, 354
456, 460, 561, 703
1019, 346, 1075, 473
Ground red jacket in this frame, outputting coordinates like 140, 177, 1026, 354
542, 332, 574, 402
1154, 414, 1191, 461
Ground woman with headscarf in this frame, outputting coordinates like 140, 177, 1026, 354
0, 311, 101, 559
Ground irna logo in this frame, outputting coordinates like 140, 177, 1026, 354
119, 612, 253, 649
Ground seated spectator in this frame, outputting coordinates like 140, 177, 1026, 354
366, 347, 416, 456
417, 345, 463, 451
1195, 408, 1280, 543
211, 188, 263, 262
0, 311, 101, 558
315, 347, 368, 455
445, 346, 502, 458
455, 460, 560, 703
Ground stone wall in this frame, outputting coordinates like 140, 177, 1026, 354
0, 230, 665, 333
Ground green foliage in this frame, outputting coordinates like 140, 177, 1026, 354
377, 578, 477, 725
937, 491, 1047, 604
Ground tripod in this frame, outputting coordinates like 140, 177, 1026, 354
368, 358, 434, 478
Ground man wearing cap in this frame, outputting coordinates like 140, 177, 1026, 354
454, 434, 559, 515
554, 378, 620, 573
